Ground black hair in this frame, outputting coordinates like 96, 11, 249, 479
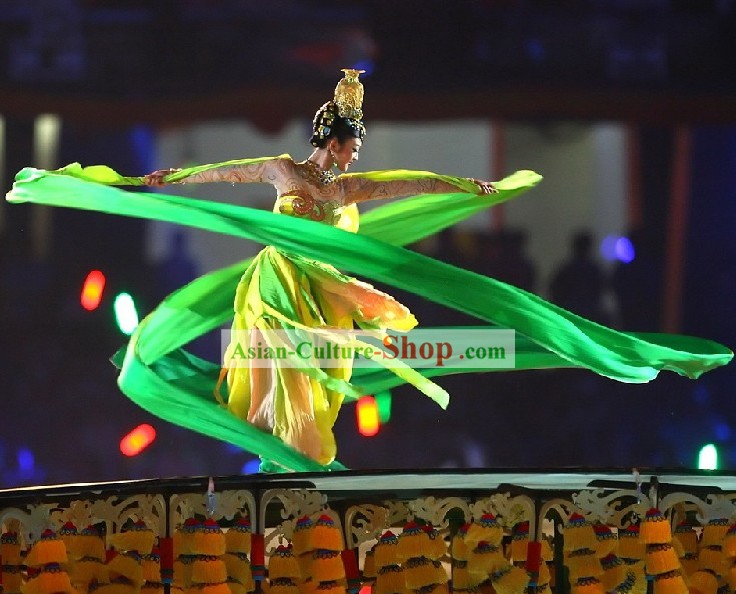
309, 101, 366, 148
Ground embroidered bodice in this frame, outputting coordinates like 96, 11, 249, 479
274, 189, 359, 233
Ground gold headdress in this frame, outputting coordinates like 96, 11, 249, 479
311, 69, 366, 147
333, 69, 364, 120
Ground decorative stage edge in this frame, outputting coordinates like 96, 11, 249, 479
1, 469, 735, 594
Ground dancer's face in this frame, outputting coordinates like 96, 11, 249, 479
329, 137, 362, 172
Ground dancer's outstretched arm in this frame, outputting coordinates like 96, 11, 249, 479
143, 156, 290, 187
339, 172, 497, 204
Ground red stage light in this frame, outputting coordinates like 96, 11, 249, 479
356, 395, 380, 437
81, 270, 106, 311
120, 424, 156, 456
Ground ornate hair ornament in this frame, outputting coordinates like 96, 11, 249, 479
311, 69, 366, 146
334, 68, 364, 120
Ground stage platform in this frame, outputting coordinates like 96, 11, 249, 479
1, 468, 734, 594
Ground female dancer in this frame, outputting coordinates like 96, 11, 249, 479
142, 70, 498, 467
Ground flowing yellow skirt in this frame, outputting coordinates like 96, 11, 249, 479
224, 247, 416, 465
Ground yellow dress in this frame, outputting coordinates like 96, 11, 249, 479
223, 190, 416, 465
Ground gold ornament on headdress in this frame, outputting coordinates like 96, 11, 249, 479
333, 69, 365, 120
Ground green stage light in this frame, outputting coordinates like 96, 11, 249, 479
114, 292, 139, 335
698, 443, 718, 470
375, 390, 392, 423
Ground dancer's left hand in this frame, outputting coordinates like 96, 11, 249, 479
469, 178, 498, 194
144, 168, 182, 187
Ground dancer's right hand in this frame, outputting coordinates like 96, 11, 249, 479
143, 168, 182, 187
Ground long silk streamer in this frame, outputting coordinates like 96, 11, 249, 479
7, 160, 732, 471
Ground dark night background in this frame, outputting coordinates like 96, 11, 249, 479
1, 0, 736, 487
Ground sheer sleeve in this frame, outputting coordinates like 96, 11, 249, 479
179, 155, 291, 185
338, 169, 481, 204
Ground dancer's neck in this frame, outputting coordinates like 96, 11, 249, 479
306, 148, 333, 171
